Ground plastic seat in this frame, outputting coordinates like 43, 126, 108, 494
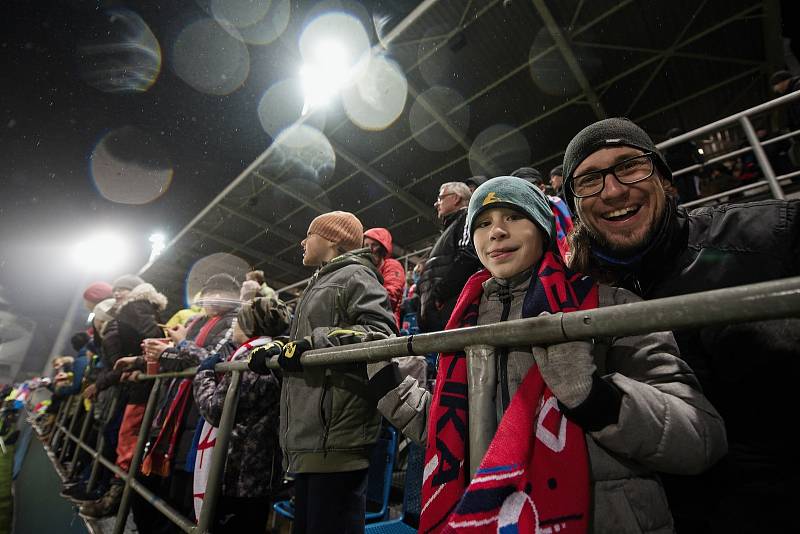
365, 439, 424, 533
272, 425, 398, 523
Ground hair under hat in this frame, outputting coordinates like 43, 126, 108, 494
562, 117, 672, 215
308, 211, 364, 253
466, 176, 556, 248
112, 274, 145, 292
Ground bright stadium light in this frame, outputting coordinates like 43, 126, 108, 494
300, 40, 355, 114
72, 231, 127, 271
149, 232, 166, 263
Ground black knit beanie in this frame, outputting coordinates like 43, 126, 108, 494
769, 70, 793, 86
562, 117, 672, 215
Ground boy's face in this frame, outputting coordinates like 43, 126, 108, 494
301, 232, 336, 266
202, 290, 238, 316
473, 207, 544, 279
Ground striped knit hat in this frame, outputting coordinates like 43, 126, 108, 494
308, 211, 364, 252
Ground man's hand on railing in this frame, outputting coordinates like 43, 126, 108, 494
82, 384, 97, 400
114, 356, 140, 371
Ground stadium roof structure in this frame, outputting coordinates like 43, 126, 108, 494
140, 0, 785, 311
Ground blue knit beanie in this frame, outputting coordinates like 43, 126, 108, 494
467, 176, 555, 247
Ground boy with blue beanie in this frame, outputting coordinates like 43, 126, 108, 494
369, 176, 725, 533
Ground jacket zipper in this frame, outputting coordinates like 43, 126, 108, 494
320, 383, 330, 454
498, 285, 512, 412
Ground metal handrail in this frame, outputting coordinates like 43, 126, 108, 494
41, 275, 800, 533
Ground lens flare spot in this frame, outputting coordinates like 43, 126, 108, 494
90, 126, 173, 205
76, 8, 161, 93
173, 18, 250, 95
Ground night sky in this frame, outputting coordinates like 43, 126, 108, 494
1, 0, 412, 377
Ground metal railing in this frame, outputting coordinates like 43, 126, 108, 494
659, 88, 800, 208
40, 275, 800, 533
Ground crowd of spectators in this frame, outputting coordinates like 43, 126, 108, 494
19, 78, 800, 534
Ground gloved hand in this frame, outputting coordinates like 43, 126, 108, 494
247, 341, 284, 375
277, 338, 312, 373
531, 341, 596, 409
198, 354, 223, 373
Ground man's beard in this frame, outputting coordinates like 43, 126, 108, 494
585, 208, 664, 257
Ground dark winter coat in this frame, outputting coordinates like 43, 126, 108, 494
148, 310, 237, 472
193, 341, 283, 498
417, 208, 482, 332
281, 249, 396, 474
96, 284, 167, 404
589, 198, 800, 532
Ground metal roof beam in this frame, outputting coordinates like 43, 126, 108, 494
530, 0, 606, 120
190, 228, 298, 274
331, 141, 438, 224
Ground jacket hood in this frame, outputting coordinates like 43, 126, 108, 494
364, 227, 393, 256
317, 248, 383, 284
121, 283, 168, 312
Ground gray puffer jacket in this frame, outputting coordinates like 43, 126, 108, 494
282, 249, 397, 474
369, 270, 727, 533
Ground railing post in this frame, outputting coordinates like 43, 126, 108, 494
50, 396, 72, 450
466, 345, 495, 480
60, 395, 84, 464
87, 390, 120, 492
68, 401, 94, 479
113, 378, 162, 534
196, 370, 243, 533
739, 115, 785, 200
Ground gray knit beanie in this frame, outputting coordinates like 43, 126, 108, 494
112, 274, 145, 292
562, 117, 672, 214
466, 176, 555, 247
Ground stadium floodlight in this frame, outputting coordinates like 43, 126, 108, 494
72, 231, 127, 272
149, 232, 166, 263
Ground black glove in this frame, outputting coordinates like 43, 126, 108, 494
197, 354, 223, 373
277, 338, 312, 373
247, 341, 284, 375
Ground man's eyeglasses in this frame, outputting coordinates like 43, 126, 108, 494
568, 153, 655, 198
435, 192, 457, 203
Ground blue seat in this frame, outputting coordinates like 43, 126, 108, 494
365, 439, 424, 534
273, 425, 398, 523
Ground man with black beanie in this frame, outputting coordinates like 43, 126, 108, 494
562, 117, 800, 533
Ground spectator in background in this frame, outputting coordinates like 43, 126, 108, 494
192, 297, 291, 532
462, 175, 488, 193
82, 281, 113, 313
80, 277, 168, 519
511, 167, 574, 259
134, 273, 240, 532
418, 182, 482, 333
662, 127, 702, 203
165, 292, 203, 328
770, 69, 800, 167
364, 228, 406, 329
241, 270, 277, 301
549, 164, 568, 204
563, 116, 800, 533
246, 211, 396, 534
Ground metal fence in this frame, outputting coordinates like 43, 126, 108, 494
41, 275, 800, 534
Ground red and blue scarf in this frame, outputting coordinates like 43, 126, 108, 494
420, 251, 597, 533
